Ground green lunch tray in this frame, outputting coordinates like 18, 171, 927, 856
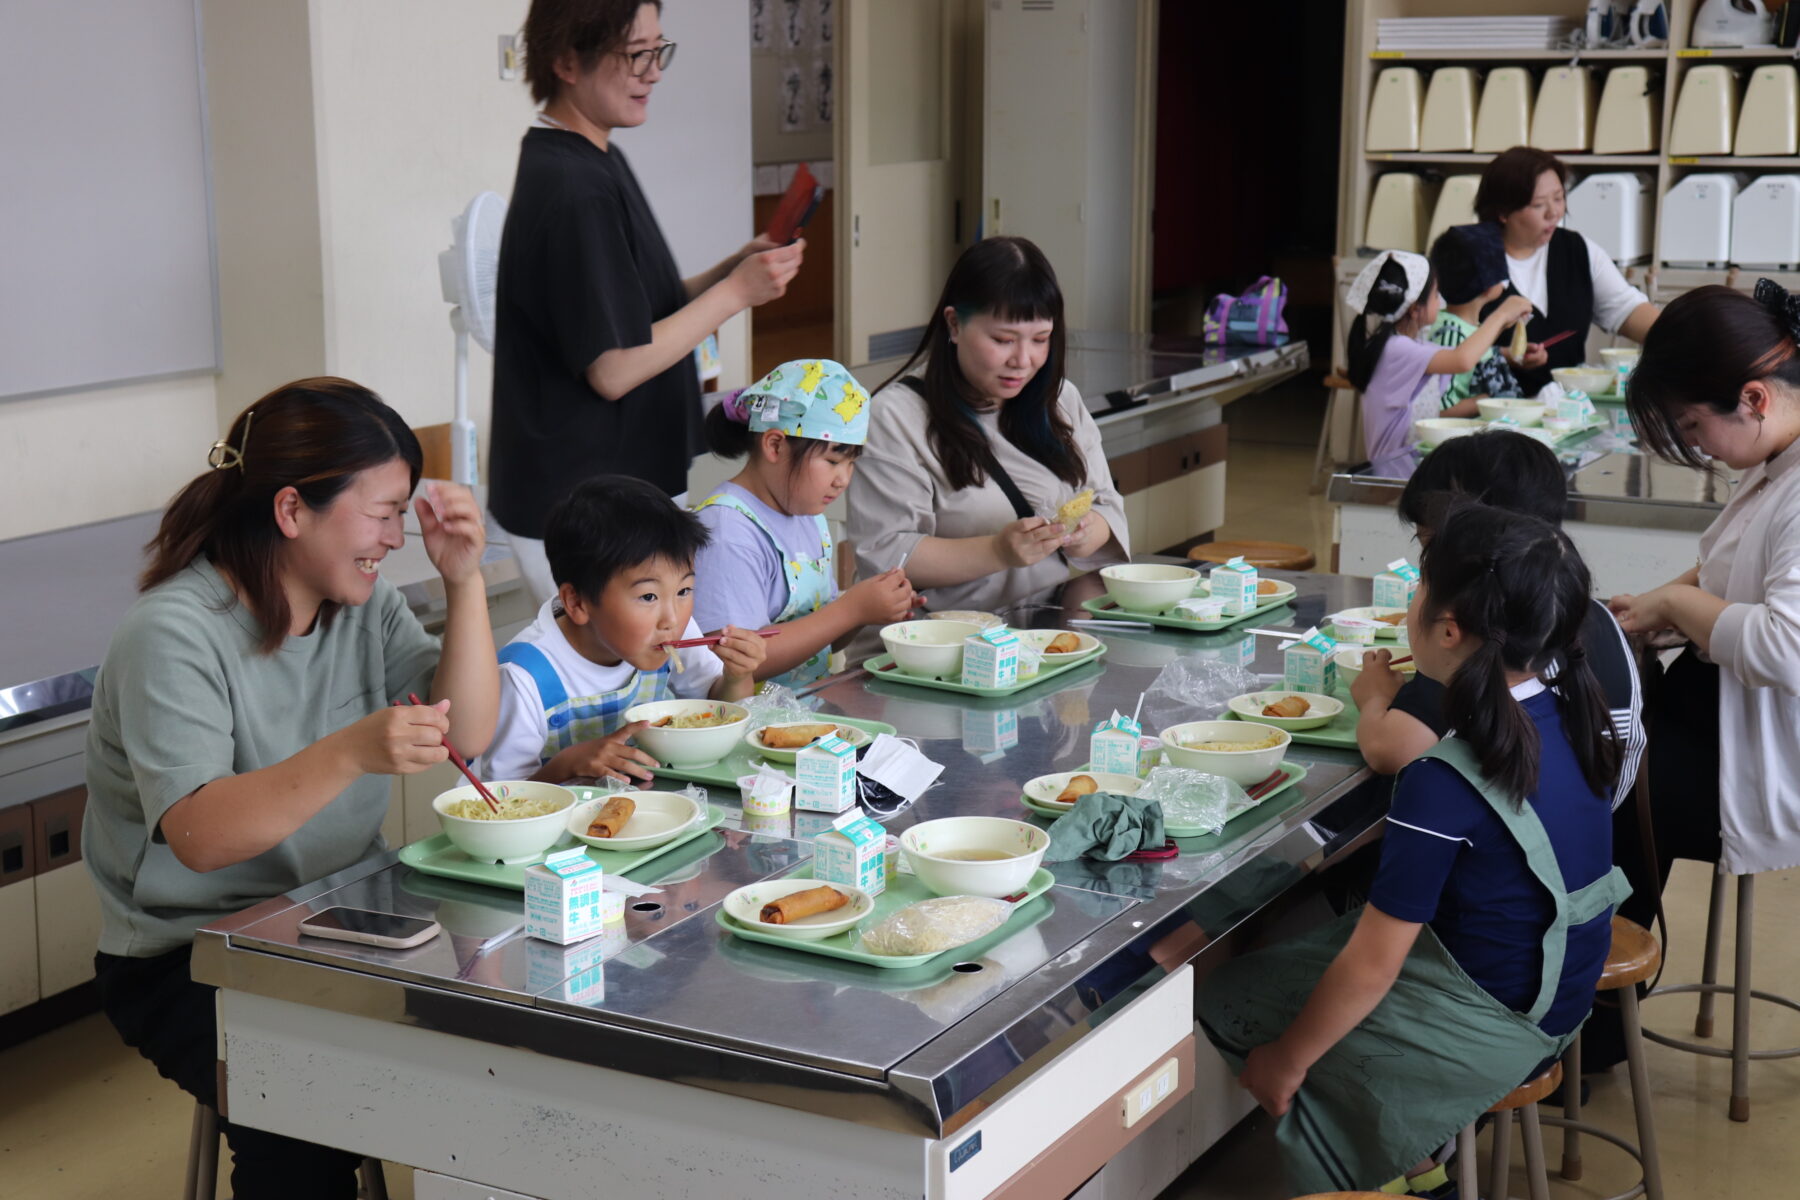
863, 642, 1107, 698
1226, 698, 1361, 750
1016, 761, 1308, 837
398, 801, 727, 891
715, 863, 1056, 970
1170, 771, 1315, 854
1079, 595, 1294, 633
647, 715, 897, 789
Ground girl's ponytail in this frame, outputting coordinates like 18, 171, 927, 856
1420, 502, 1621, 805
703, 390, 757, 459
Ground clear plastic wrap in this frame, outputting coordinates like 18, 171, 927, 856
739, 683, 817, 732
857, 895, 1012, 956
1140, 656, 1279, 733
1138, 765, 1252, 836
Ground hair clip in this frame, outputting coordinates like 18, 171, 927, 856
1754, 277, 1800, 344
207, 409, 254, 472
719, 389, 753, 424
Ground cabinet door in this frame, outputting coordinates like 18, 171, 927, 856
0, 880, 38, 1013
35, 862, 102, 997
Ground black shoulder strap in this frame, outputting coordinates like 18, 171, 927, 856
899, 375, 1035, 522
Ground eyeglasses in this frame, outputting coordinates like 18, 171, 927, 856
621, 40, 677, 77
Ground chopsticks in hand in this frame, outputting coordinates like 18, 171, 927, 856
401, 692, 499, 814
661, 629, 783, 650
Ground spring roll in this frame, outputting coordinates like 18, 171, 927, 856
586, 795, 636, 839
760, 885, 849, 925
1055, 773, 1100, 804
762, 722, 838, 749
1045, 632, 1081, 654
1262, 695, 1310, 718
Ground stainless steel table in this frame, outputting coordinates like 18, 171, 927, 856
193, 571, 1387, 1200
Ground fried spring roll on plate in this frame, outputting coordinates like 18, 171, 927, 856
586, 795, 636, 839
762, 722, 838, 749
760, 885, 850, 925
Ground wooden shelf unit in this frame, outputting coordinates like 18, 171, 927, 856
1339, 0, 1800, 289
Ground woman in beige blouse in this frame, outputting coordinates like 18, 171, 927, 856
848, 237, 1129, 621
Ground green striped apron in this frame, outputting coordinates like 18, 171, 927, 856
1199, 737, 1630, 1194
693, 490, 836, 689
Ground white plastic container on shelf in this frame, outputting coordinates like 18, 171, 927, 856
1532, 66, 1596, 152
1365, 173, 1436, 254
1661, 173, 1748, 267
1427, 175, 1482, 249
1594, 66, 1661, 154
1670, 65, 1740, 157
1367, 67, 1424, 151
1475, 67, 1536, 153
1566, 173, 1656, 265
1736, 66, 1800, 157
1420, 68, 1477, 151
1732, 176, 1800, 269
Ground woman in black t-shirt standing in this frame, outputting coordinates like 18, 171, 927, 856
491, 0, 803, 604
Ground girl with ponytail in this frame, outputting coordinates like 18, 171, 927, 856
1345, 249, 1536, 477
84, 378, 499, 1197
1199, 503, 1628, 1196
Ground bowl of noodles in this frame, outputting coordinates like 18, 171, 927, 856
432, 781, 577, 864
622, 698, 751, 768
1158, 720, 1290, 785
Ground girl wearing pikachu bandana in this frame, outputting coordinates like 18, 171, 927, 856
693, 359, 922, 688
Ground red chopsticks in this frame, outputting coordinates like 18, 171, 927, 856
1538, 329, 1578, 350
1388, 654, 1414, 668
1244, 767, 1290, 802
403, 692, 499, 814
661, 629, 783, 650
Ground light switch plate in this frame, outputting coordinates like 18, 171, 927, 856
498, 34, 523, 81
1121, 1056, 1179, 1128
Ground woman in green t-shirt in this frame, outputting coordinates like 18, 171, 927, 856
83, 377, 499, 1199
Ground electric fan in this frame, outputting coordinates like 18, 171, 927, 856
437, 191, 506, 485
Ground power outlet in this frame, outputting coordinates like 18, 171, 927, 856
498, 33, 523, 81
1121, 1056, 1179, 1129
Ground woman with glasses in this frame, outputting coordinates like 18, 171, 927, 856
491, 0, 805, 606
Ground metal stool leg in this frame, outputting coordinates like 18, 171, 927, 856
358, 1157, 389, 1200
1560, 1034, 1584, 1180
183, 1102, 207, 1200
1621, 981, 1666, 1200
1488, 1110, 1513, 1200
1696, 869, 1728, 1038
1520, 1102, 1551, 1200
191, 1103, 219, 1200
1731, 874, 1754, 1121
1456, 1122, 1479, 1198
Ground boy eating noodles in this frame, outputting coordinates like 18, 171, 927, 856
484, 475, 766, 784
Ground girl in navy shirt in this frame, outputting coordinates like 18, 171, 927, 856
1200, 503, 1628, 1196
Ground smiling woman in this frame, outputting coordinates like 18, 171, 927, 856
82, 377, 500, 1198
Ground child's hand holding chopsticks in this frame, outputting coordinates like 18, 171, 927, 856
709, 625, 770, 702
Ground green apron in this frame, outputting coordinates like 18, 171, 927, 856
693, 491, 837, 689
1198, 737, 1631, 1194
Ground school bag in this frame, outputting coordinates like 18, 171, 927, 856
1203, 276, 1289, 345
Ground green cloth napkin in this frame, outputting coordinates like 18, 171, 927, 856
1044, 792, 1167, 862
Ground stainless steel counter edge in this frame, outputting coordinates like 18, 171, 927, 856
1092, 341, 1310, 424
1328, 464, 1727, 534
192, 757, 1381, 1140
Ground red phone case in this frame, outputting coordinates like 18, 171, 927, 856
767, 163, 820, 243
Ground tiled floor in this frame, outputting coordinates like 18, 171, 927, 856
6, 432, 1797, 1199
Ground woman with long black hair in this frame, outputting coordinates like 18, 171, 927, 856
847, 237, 1129, 618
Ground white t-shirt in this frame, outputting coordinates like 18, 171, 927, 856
484, 600, 723, 781
1507, 235, 1648, 334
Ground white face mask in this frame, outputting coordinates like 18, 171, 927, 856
856, 734, 944, 805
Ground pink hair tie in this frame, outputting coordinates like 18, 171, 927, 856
720, 388, 753, 424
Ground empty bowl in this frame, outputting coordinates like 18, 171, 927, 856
1099, 564, 1201, 614
880, 619, 981, 679
432, 781, 577, 864
900, 817, 1048, 898
622, 698, 750, 768
1552, 365, 1615, 396
1158, 720, 1290, 786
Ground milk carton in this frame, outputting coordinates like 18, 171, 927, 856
523, 846, 609, 945
1090, 710, 1143, 776
962, 706, 1020, 757
1284, 627, 1340, 695
960, 626, 1021, 689
813, 810, 887, 896
1372, 558, 1420, 610
796, 733, 857, 813
1208, 556, 1260, 616
1553, 390, 1597, 425
1174, 596, 1229, 623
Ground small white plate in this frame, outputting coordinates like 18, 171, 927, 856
721, 878, 874, 941
1226, 691, 1345, 731
1327, 606, 1408, 639
1017, 629, 1101, 660
1020, 770, 1143, 811
927, 610, 1003, 629
1251, 578, 1299, 605
566, 791, 705, 852
745, 721, 874, 764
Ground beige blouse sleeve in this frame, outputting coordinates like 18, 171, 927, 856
1062, 384, 1131, 567
847, 383, 936, 578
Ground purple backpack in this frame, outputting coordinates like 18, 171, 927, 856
1203, 276, 1289, 345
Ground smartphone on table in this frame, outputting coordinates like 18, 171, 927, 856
297, 906, 442, 949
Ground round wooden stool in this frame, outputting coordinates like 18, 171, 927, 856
1547, 916, 1664, 1199
1641, 871, 1800, 1121
1187, 539, 1317, 571
1291, 1193, 1394, 1199
1455, 1062, 1561, 1200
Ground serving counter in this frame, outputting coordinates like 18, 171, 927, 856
193, 571, 1386, 1200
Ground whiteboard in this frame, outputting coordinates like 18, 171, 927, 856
0, 0, 218, 400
